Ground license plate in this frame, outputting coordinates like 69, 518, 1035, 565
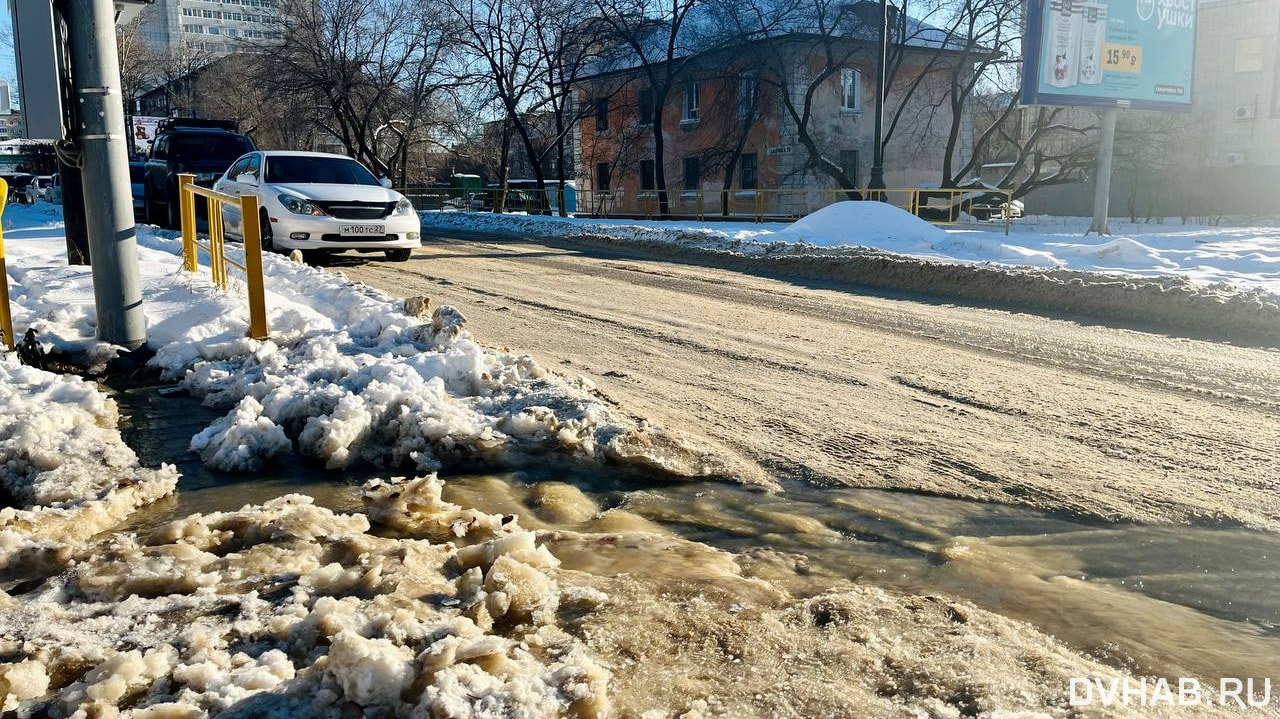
340, 224, 385, 236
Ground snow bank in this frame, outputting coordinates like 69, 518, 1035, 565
771, 201, 947, 249
0, 481, 612, 718
0, 357, 177, 577
0, 203, 728, 479
422, 211, 1280, 343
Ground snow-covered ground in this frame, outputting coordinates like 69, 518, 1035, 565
420, 204, 1280, 298
2, 202, 722, 478
0, 202, 1256, 717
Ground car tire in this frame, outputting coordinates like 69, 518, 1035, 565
384, 248, 412, 262
258, 209, 276, 253
301, 249, 330, 266
166, 193, 182, 230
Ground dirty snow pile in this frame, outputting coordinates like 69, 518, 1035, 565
0, 357, 177, 576
421, 204, 1280, 297
1, 473, 1221, 719
0, 475, 612, 718
0, 203, 723, 478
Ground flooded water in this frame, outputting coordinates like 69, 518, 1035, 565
113, 382, 1280, 685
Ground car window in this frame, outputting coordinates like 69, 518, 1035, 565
169, 134, 255, 161
151, 137, 167, 160
245, 154, 261, 179
129, 165, 145, 184
263, 156, 380, 186
226, 157, 251, 179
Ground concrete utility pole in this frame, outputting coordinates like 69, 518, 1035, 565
65, 0, 147, 348
1087, 107, 1118, 236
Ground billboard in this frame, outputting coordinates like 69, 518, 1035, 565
130, 116, 164, 155
1022, 0, 1197, 111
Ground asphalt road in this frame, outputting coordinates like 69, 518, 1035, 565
339, 229, 1280, 531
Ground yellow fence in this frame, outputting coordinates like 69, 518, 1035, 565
0, 178, 11, 350
442, 185, 1015, 235
178, 174, 269, 340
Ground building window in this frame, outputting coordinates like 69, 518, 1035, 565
638, 88, 654, 126
840, 68, 861, 113
594, 98, 609, 131
739, 153, 758, 189
1234, 37, 1264, 73
737, 74, 756, 120
682, 82, 699, 123
840, 149, 859, 186
683, 156, 701, 191
640, 159, 656, 191
595, 162, 611, 191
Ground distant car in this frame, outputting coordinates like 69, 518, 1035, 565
2, 173, 35, 204
215, 150, 420, 263
129, 162, 146, 218
143, 118, 256, 229
23, 175, 55, 204
963, 193, 1024, 221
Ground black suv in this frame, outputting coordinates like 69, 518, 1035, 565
143, 118, 256, 229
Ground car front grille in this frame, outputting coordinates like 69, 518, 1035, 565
320, 234, 399, 243
314, 201, 395, 220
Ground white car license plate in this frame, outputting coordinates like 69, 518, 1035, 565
340, 224, 385, 237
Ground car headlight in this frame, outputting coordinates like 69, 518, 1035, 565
393, 197, 415, 216
277, 194, 326, 216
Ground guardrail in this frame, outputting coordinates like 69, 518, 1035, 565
178, 173, 269, 340
425, 185, 1015, 234
0, 178, 12, 350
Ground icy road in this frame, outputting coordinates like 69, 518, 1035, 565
343, 229, 1280, 531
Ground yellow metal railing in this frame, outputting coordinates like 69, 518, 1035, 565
441, 184, 1015, 234
0, 178, 11, 350
178, 174, 269, 340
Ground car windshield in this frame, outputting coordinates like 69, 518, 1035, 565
169, 134, 255, 160
263, 156, 381, 186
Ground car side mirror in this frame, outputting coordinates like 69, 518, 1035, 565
379, 177, 393, 189
236, 173, 257, 186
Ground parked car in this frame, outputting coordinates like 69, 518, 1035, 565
215, 150, 420, 262
23, 175, 55, 204
143, 118, 255, 229
2, 173, 36, 204
129, 162, 146, 218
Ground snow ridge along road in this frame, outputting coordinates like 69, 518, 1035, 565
418, 210, 1280, 344
345, 230, 1280, 531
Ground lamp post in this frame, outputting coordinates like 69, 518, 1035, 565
868, 0, 889, 191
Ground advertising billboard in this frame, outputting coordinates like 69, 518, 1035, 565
130, 116, 164, 155
1021, 0, 1197, 111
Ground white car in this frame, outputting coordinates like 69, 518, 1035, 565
215, 150, 420, 262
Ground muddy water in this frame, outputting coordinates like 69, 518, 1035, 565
113, 385, 1280, 685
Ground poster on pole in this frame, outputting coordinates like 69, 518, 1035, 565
130, 116, 164, 155
1021, 0, 1197, 111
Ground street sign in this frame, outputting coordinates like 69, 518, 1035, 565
1021, 0, 1197, 112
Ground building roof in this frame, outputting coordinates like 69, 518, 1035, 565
582, 0, 981, 80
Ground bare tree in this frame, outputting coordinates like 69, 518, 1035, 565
262, 0, 460, 181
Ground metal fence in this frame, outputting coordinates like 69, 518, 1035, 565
178, 173, 269, 340
413, 185, 1015, 235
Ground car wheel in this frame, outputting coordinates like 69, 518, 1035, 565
166, 193, 182, 230
301, 249, 330, 266
258, 209, 276, 253
384, 248, 412, 262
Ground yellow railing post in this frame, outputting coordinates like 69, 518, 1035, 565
0, 178, 11, 350
696, 191, 704, 222
179, 174, 197, 272
240, 194, 269, 340
755, 190, 764, 223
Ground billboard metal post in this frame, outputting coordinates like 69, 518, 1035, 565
1087, 107, 1117, 236
65, 0, 147, 349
